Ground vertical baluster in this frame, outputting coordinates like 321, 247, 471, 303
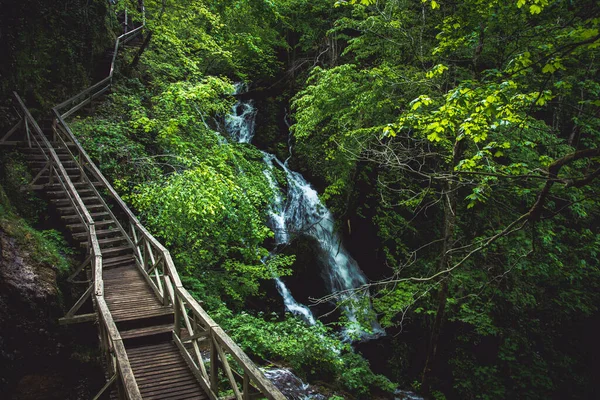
25, 117, 31, 148
243, 371, 250, 400
210, 334, 219, 395
174, 290, 181, 336
79, 149, 84, 182
142, 238, 148, 271
49, 161, 55, 186
52, 119, 57, 142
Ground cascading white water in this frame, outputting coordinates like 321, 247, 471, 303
266, 156, 384, 340
225, 83, 257, 143
263, 154, 316, 325
227, 84, 384, 340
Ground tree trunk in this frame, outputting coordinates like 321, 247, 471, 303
421, 140, 461, 396
130, 31, 152, 69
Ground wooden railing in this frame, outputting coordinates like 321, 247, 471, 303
12, 92, 142, 400
48, 5, 286, 400
53, 23, 144, 120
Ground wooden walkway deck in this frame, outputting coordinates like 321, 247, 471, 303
3, 11, 285, 398
5, 92, 286, 400
20, 143, 209, 399
126, 342, 208, 400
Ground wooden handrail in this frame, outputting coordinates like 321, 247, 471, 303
47, 3, 286, 398
12, 92, 142, 400
54, 23, 144, 119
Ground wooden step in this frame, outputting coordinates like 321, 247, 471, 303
47, 188, 95, 198
120, 324, 173, 340
72, 227, 121, 240
101, 245, 132, 257
57, 203, 105, 213
51, 196, 101, 206
102, 254, 136, 268
124, 342, 206, 399
66, 219, 116, 231
111, 307, 173, 323
81, 236, 127, 248
24, 153, 72, 161
46, 182, 103, 190
27, 160, 78, 168
61, 211, 110, 222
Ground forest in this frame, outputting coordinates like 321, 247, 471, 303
0, 0, 599, 399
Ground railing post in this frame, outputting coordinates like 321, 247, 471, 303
210, 334, 219, 395
243, 372, 250, 400
162, 275, 168, 306
49, 161, 55, 185
52, 119, 57, 141
174, 293, 181, 337
24, 117, 31, 148
142, 238, 148, 271
78, 149, 85, 183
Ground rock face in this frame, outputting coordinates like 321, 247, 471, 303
0, 228, 61, 388
0, 228, 102, 399
0, 229, 58, 302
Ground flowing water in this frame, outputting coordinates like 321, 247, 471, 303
225, 83, 257, 143
226, 83, 383, 340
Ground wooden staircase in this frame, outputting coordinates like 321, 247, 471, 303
1, 7, 286, 399
5, 92, 285, 400
19, 134, 206, 399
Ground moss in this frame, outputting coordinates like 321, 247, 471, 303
0, 184, 72, 276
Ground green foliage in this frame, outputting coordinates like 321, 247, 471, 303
128, 156, 280, 304
289, 0, 600, 398
0, 0, 115, 107
0, 186, 72, 275
216, 309, 394, 397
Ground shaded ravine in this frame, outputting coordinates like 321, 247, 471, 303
226, 84, 384, 341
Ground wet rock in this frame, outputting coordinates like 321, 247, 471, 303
263, 368, 326, 400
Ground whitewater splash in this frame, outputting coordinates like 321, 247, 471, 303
264, 154, 383, 340
227, 83, 384, 340
225, 83, 257, 143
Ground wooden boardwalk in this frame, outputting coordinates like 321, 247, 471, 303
19, 141, 211, 399
5, 94, 285, 399
2, 11, 285, 399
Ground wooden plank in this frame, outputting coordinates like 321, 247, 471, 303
135, 374, 195, 389
141, 383, 204, 398
97, 298, 142, 399
64, 283, 93, 318
127, 343, 175, 355
173, 333, 218, 400
132, 359, 186, 373
59, 312, 96, 325
92, 373, 116, 400
129, 354, 182, 366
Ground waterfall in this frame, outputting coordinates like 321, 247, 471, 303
266, 155, 384, 340
263, 154, 316, 325
225, 83, 257, 143
227, 84, 384, 340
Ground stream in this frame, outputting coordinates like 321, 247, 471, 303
226, 83, 383, 341
224, 84, 423, 399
